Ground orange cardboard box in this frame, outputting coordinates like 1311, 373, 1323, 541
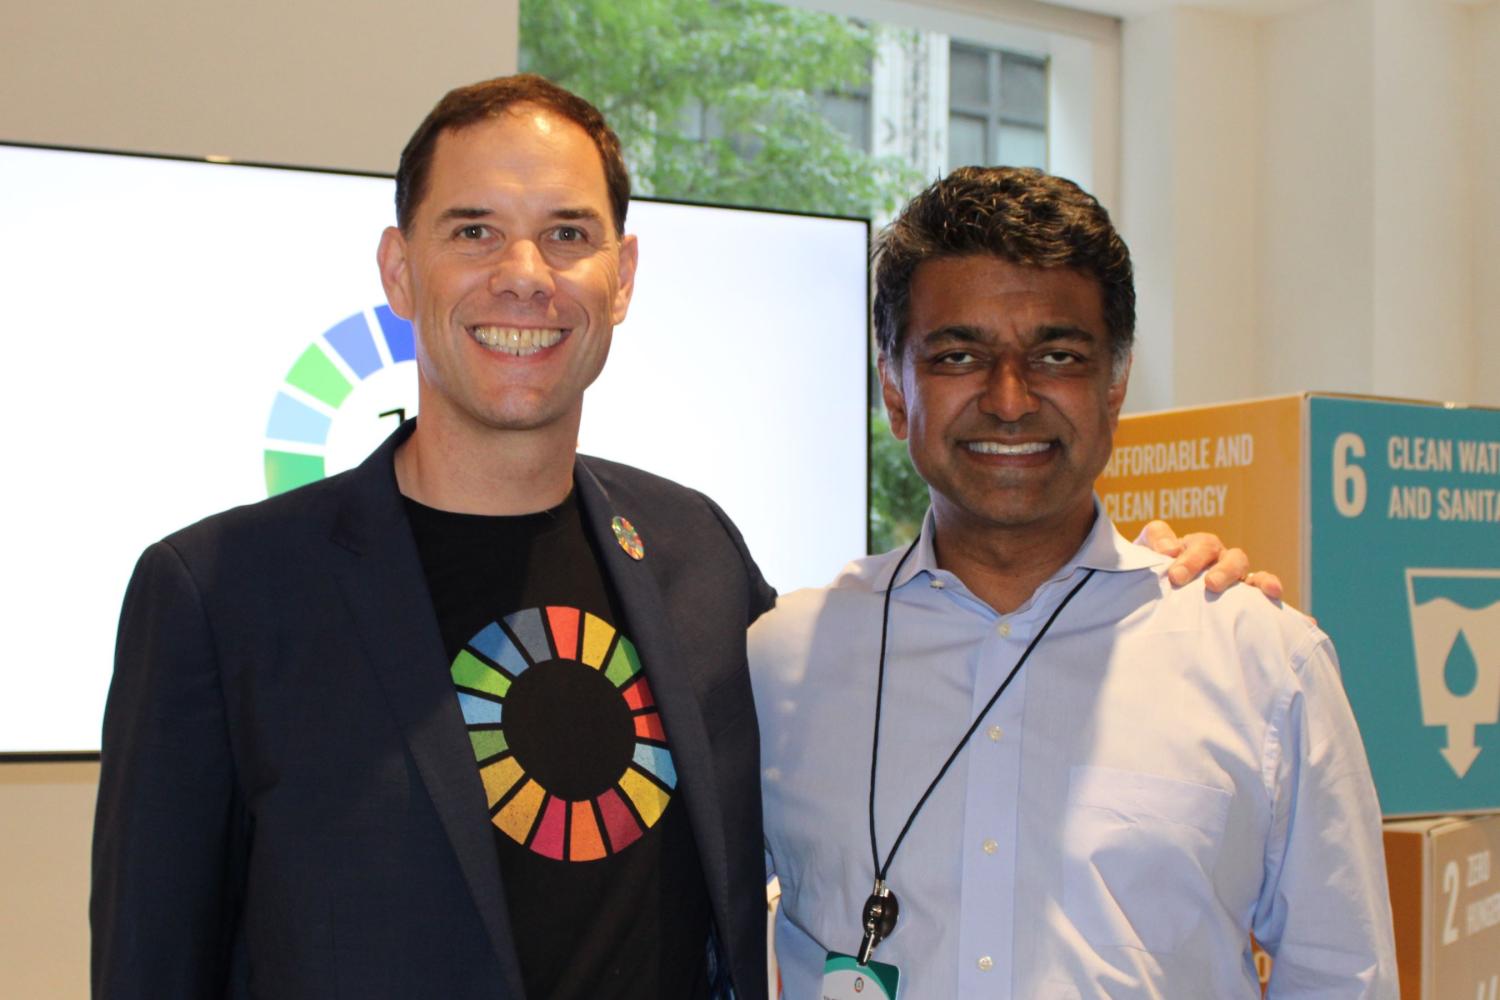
1384, 815, 1500, 998
1098, 395, 1305, 606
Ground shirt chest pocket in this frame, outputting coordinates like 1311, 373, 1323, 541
1059, 765, 1233, 955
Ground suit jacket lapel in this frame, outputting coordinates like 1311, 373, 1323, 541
327, 426, 528, 996
574, 460, 735, 933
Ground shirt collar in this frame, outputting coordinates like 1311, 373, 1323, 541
877, 495, 1168, 595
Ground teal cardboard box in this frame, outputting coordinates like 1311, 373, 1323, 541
1307, 395, 1499, 815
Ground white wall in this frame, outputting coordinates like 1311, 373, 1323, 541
1370, 0, 1475, 401
1120, 9, 1179, 411
1170, 9, 1259, 407
1121, 7, 1259, 412
1124, 0, 1495, 410
1476, 2, 1500, 400
0, 3, 519, 995
3, 0, 516, 173
0, 764, 98, 997
1257, 0, 1376, 396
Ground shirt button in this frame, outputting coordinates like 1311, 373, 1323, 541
987, 725, 1004, 742
982, 838, 998, 854
930, 578, 945, 589
978, 956, 994, 972
997, 622, 1011, 637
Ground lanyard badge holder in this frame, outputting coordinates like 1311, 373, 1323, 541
819, 879, 902, 1000
822, 537, 1096, 1000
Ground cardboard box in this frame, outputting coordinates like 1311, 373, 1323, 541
1384, 815, 1500, 999
1096, 393, 1500, 817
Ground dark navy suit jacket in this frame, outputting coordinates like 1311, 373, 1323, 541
92, 423, 776, 999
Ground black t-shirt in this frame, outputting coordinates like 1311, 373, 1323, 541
405, 492, 714, 999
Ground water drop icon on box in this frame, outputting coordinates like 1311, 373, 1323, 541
1405, 568, 1500, 778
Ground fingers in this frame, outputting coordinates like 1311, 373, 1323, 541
1140, 520, 1186, 558
1158, 528, 1286, 603
1243, 569, 1285, 602
1166, 531, 1225, 586
1201, 545, 1248, 593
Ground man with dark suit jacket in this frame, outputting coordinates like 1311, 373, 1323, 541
91, 75, 1260, 1000
91, 75, 774, 999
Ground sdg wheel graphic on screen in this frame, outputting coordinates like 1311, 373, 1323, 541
263, 306, 420, 494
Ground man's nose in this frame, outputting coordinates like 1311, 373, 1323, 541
978, 357, 1040, 422
488, 239, 554, 300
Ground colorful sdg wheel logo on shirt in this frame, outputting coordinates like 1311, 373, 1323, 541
263, 306, 419, 496
452, 605, 679, 861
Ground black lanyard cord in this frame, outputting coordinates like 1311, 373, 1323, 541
867, 548, 1096, 883
867, 535, 921, 879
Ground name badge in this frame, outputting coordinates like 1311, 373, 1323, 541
821, 951, 900, 1000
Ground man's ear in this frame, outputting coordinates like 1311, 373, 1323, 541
611, 233, 638, 325
377, 226, 414, 320
878, 353, 909, 441
1107, 352, 1131, 430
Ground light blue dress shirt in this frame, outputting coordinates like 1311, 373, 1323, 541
751, 502, 1396, 999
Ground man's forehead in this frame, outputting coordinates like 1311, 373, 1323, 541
912, 253, 1094, 288
909, 256, 1105, 323
433, 107, 581, 158
419, 109, 614, 217
446, 101, 566, 138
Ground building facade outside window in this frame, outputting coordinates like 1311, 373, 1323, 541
947, 43, 1048, 173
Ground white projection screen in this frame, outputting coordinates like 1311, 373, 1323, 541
0, 143, 869, 755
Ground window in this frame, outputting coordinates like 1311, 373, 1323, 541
818, 88, 872, 151
948, 44, 1048, 172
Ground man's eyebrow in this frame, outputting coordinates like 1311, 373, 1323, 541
551, 206, 606, 225
915, 325, 985, 346
433, 206, 492, 226
429, 205, 609, 233
913, 323, 1100, 351
552, 203, 603, 220
1034, 324, 1097, 344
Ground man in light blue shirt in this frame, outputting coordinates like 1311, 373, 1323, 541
751, 167, 1397, 998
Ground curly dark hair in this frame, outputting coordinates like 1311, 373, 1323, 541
873, 166, 1134, 376
394, 74, 630, 235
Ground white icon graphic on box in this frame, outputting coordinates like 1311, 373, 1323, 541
1405, 568, 1500, 778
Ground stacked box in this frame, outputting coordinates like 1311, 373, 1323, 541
1254, 815, 1500, 996
1097, 392, 1500, 994
1097, 393, 1500, 817
1384, 815, 1500, 998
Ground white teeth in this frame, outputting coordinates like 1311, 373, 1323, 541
966, 441, 1052, 455
470, 326, 564, 356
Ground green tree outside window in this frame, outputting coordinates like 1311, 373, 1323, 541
521, 0, 931, 551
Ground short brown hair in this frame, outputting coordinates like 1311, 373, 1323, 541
394, 74, 631, 234
873, 166, 1134, 375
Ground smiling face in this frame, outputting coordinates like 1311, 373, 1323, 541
881, 253, 1127, 552
377, 105, 637, 443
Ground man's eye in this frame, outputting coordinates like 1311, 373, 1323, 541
456, 224, 489, 240
1038, 350, 1081, 366
551, 225, 586, 243
935, 351, 977, 366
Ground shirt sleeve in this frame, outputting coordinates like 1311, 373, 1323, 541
1254, 633, 1399, 998
91, 541, 247, 998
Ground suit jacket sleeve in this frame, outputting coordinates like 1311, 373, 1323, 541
696, 489, 777, 624
92, 540, 248, 999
